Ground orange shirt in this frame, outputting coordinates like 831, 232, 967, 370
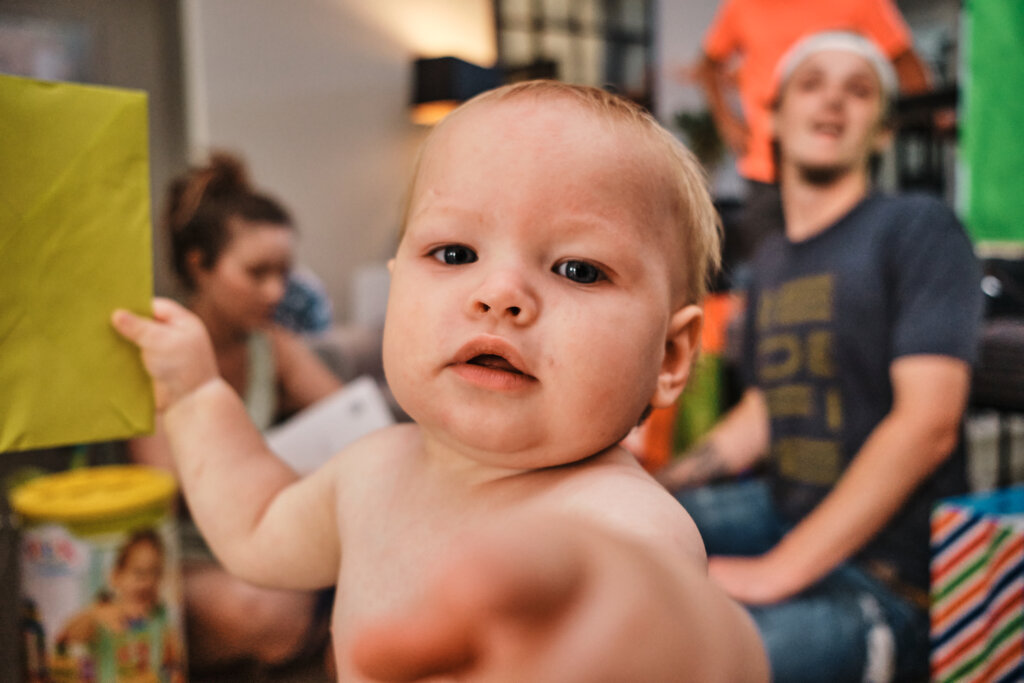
703, 0, 912, 183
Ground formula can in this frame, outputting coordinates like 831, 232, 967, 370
11, 465, 185, 683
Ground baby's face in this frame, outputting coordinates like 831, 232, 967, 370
383, 97, 686, 469
112, 542, 163, 609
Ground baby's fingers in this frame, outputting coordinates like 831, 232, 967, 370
112, 298, 200, 348
150, 296, 193, 324
112, 296, 192, 342
352, 613, 476, 682
352, 520, 586, 682
111, 307, 155, 347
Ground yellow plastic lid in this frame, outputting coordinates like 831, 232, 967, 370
10, 465, 177, 523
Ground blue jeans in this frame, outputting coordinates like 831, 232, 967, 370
675, 480, 930, 683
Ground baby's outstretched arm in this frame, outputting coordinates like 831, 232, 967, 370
352, 514, 768, 682
112, 298, 339, 589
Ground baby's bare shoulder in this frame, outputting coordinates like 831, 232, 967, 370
325, 422, 421, 468
325, 422, 423, 492
542, 448, 706, 566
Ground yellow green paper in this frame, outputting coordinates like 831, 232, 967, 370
0, 73, 154, 452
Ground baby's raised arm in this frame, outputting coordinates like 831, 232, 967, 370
112, 298, 339, 589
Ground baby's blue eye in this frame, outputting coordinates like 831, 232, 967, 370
555, 260, 605, 284
431, 245, 478, 265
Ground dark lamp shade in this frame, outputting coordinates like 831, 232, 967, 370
411, 56, 501, 125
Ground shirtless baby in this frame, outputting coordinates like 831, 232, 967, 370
113, 80, 767, 682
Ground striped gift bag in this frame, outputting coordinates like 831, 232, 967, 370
931, 487, 1024, 682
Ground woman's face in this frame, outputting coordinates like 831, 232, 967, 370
191, 218, 295, 331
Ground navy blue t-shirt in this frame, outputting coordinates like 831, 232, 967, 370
741, 193, 983, 591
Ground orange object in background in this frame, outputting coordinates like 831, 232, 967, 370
632, 402, 679, 473
701, 292, 735, 355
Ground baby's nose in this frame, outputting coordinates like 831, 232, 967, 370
476, 302, 521, 316
468, 270, 538, 324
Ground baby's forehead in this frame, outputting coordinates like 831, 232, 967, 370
425, 96, 672, 179
404, 91, 702, 301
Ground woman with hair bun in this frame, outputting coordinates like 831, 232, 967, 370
130, 151, 341, 673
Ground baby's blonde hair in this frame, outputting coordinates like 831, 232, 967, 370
402, 80, 721, 306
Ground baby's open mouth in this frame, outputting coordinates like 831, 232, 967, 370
468, 354, 524, 375
451, 338, 537, 387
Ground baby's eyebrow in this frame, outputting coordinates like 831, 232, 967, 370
553, 211, 642, 237
408, 198, 483, 224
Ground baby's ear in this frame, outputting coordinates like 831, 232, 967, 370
650, 304, 703, 410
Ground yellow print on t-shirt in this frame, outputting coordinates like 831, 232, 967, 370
757, 274, 843, 486
757, 274, 833, 329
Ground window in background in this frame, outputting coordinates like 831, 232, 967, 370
494, 0, 654, 109
0, 15, 92, 82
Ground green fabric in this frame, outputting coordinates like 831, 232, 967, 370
674, 353, 724, 453
962, 0, 1024, 247
94, 605, 170, 681
0, 74, 154, 452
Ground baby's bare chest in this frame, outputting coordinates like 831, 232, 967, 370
330, 481, 491, 627
327, 487, 491, 677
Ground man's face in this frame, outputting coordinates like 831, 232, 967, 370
382, 98, 690, 469
773, 50, 891, 181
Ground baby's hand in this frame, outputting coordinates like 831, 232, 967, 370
111, 298, 219, 411
351, 516, 714, 682
351, 519, 585, 682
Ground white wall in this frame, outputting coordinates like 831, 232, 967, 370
181, 0, 495, 323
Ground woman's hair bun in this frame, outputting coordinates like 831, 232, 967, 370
202, 151, 252, 199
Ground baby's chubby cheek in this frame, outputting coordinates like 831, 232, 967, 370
558, 352, 653, 434
380, 322, 423, 411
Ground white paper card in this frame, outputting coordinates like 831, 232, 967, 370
265, 376, 394, 475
